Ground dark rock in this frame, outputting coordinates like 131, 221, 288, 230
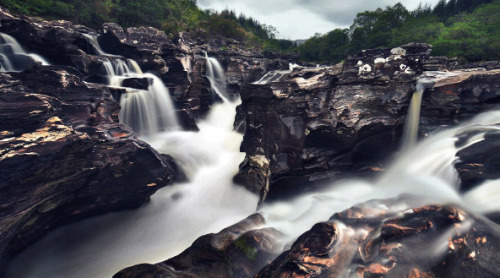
455, 133, 500, 191
0, 67, 177, 273
121, 77, 151, 90
114, 214, 284, 278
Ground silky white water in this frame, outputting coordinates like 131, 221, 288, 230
253, 63, 299, 85
204, 52, 230, 102
83, 34, 179, 135
260, 110, 500, 259
6, 99, 258, 278
0, 32, 49, 72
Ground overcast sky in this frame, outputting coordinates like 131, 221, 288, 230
197, 0, 442, 40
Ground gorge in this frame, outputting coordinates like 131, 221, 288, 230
0, 4, 500, 278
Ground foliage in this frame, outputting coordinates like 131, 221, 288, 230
298, 29, 348, 63
295, 0, 500, 64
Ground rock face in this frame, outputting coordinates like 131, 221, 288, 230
235, 44, 500, 202
114, 214, 284, 278
0, 67, 177, 272
235, 43, 432, 200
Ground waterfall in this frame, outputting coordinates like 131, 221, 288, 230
82, 33, 119, 57
0, 32, 49, 72
400, 71, 462, 151
400, 81, 426, 151
83, 33, 178, 135
253, 63, 299, 85
261, 109, 500, 251
204, 52, 230, 102
7, 58, 258, 278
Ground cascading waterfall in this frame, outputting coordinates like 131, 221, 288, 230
253, 63, 300, 85
204, 52, 230, 102
6, 58, 258, 278
84, 34, 179, 135
0, 32, 49, 72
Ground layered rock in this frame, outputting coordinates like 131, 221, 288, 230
236, 43, 432, 200
0, 67, 177, 272
235, 44, 500, 202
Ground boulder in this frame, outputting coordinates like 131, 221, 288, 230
113, 214, 284, 278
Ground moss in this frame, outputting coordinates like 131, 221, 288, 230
233, 236, 258, 261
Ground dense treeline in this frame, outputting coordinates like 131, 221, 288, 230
299, 0, 499, 63
0, 0, 294, 51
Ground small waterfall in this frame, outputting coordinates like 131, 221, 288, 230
400, 71, 462, 151
204, 52, 229, 102
261, 109, 500, 257
82, 33, 119, 57
253, 63, 299, 85
83, 33, 178, 136
0, 32, 49, 72
400, 81, 426, 151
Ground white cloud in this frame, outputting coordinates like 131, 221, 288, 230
197, 0, 442, 40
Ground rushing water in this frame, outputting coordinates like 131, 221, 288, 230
83, 34, 179, 135
204, 52, 230, 103
0, 32, 49, 72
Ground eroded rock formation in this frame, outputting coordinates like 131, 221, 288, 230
0, 66, 177, 271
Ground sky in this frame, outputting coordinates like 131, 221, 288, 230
196, 0, 442, 40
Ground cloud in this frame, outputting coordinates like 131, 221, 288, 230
196, 0, 442, 40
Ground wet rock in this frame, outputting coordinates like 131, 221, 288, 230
455, 133, 500, 192
257, 201, 500, 278
114, 214, 284, 278
0, 68, 177, 272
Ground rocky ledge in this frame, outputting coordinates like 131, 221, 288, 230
234, 44, 500, 202
0, 66, 177, 272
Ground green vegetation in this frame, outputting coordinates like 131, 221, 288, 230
298, 0, 499, 64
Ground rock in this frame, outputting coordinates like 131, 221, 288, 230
455, 133, 500, 192
0, 67, 177, 273
235, 44, 500, 203
257, 200, 500, 278
114, 214, 284, 278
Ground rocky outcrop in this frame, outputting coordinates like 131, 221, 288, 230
235, 43, 433, 200
114, 214, 284, 278
0, 67, 177, 272
235, 44, 500, 202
